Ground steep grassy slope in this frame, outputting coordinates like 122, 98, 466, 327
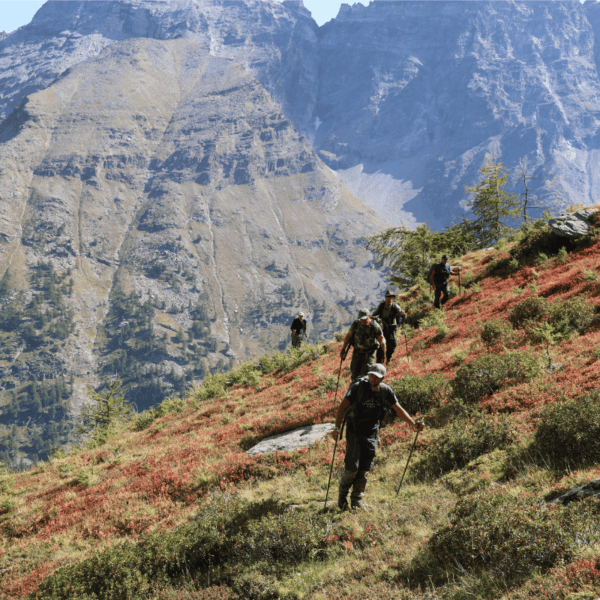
0, 223, 599, 599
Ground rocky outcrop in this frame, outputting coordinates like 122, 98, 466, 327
0, 0, 318, 135
548, 208, 599, 237
550, 478, 600, 505
246, 423, 334, 455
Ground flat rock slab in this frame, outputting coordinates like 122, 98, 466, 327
246, 423, 334, 455
548, 208, 599, 238
551, 478, 600, 505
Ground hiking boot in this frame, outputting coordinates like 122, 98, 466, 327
351, 501, 370, 510
338, 499, 350, 511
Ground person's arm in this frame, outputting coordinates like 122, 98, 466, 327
331, 396, 351, 440
340, 328, 353, 359
392, 403, 424, 431
377, 333, 387, 363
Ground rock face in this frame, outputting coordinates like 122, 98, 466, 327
314, 0, 600, 228
0, 0, 318, 137
548, 208, 599, 237
0, 34, 386, 466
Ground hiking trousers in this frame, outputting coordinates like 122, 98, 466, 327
433, 282, 450, 309
338, 430, 377, 509
376, 328, 397, 363
350, 348, 377, 381
291, 332, 303, 348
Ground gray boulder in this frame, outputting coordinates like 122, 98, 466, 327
548, 208, 599, 238
550, 478, 600, 505
246, 423, 334, 455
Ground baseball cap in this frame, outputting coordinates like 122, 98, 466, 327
367, 363, 386, 378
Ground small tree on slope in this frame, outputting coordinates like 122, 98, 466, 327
77, 379, 134, 446
465, 156, 520, 248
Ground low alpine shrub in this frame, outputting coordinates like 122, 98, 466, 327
452, 350, 541, 403
411, 412, 515, 478
480, 318, 520, 349
508, 296, 550, 329
420, 487, 599, 582
532, 391, 600, 468
549, 296, 596, 338
389, 373, 450, 415
32, 493, 329, 600
510, 225, 574, 265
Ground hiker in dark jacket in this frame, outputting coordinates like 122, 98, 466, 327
430, 254, 461, 309
340, 310, 385, 380
290, 312, 307, 348
331, 363, 424, 510
373, 290, 406, 364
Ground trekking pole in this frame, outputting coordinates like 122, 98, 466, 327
395, 427, 420, 496
331, 355, 344, 413
458, 267, 462, 295
324, 417, 346, 511
403, 323, 410, 363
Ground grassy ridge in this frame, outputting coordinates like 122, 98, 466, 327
0, 223, 599, 599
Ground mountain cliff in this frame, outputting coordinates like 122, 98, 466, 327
0, 32, 386, 466
315, 0, 600, 228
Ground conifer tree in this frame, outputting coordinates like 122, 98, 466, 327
464, 156, 520, 247
77, 379, 134, 446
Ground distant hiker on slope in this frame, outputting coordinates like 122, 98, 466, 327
331, 363, 424, 510
340, 310, 385, 381
373, 289, 406, 364
430, 254, 461, 309
290, 312, 307, 348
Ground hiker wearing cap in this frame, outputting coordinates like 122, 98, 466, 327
430, 254, 460, 309
340, 310, 385, 381
373, 290, 406, 364
290, 312, 307, 348
331, 363, 424, 510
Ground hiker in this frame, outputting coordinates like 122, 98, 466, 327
340, 310, 385, 381
290, 312, 307, 348
430, 254, 461, 309
373, 290, 406, 364
331, 363, 424, 510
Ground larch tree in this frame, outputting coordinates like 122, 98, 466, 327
465, 156, 521, 248
77, 379, 134, 446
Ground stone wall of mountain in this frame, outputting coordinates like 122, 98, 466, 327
0, 29, 386, 467
314, 0, 600, 228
